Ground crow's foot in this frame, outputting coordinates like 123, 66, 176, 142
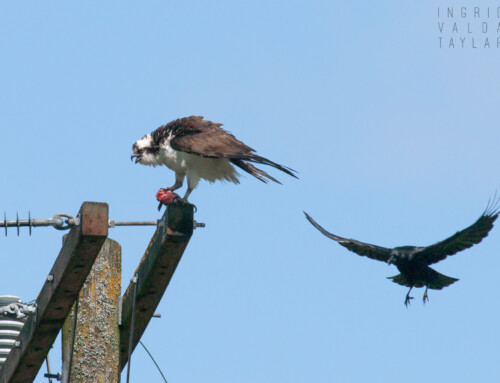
423, 289, 429, 304
404, 295, 414, 307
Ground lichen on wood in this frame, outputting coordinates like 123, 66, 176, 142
62, 239, 121, 383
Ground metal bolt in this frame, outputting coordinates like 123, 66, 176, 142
152, 313, 161, 318
194, 221, 206, 229
15, 340, 21, 348
44, 372, 62, 381
47, 275, 54, 283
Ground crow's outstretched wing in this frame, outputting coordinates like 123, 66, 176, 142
304, 212, 392, 263
416, 199, 499, 265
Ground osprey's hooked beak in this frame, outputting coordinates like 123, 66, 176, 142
131, 153, 141, 164
387, 256, 395, 266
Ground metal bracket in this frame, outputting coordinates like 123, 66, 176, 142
0, 302, 37, 320
44, 372, 61, 381
118, 296, 123, 326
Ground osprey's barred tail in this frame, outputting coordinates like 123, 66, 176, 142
230, 155, 298, 184
388, 268, 459, 290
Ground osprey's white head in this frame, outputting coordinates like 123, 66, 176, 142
131, 134, 161, 166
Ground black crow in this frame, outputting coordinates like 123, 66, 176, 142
304, 199, 499, 306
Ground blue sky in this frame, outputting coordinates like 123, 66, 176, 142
1, 1, 500, 382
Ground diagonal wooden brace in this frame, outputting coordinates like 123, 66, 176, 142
0, 202, 109, 383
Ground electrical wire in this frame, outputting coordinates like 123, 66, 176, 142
139, 341, 169, 383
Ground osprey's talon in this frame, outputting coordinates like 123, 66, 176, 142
178, 198, 197, 212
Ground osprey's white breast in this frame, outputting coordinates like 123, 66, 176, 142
159, 133, 188, 173
159, 133, 239, 184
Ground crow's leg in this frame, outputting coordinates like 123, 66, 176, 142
404, 287, 414, 307
423, 286, 429, 304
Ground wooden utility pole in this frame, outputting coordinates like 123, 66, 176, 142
0, 202, 109, 383
60, 203, 194, 381
61, 239, 121, 383
0, 201, 196, 383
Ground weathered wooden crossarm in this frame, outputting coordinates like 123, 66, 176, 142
119, 203, 194, 371
0, 202, 109, 383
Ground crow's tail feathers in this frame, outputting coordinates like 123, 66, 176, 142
387, 268, 459, 290
387, 273, 411, 287
426, 269, 459, 290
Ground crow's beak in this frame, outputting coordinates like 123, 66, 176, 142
131, 154, 141, 164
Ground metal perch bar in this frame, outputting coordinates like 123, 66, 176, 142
1, 211, 205, 236
109, 221, 157, 227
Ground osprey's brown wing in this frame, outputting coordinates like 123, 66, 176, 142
305, 212, 392, 263
165, 116, 256, 158
415, 199, 499, 266
157, 116, 297, 183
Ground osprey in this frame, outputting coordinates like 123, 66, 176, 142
131, 116, 297, 200
305, 199, 499, 306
